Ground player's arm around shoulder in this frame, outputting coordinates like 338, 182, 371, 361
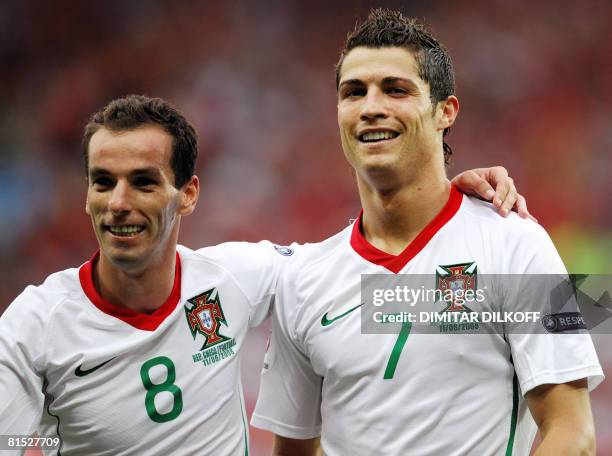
272, 436, 321, 456
193, 240, 300, 326
526, 379, 595, 455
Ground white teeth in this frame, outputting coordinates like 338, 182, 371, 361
361, 131, 397, 142
108, 225, 144, 236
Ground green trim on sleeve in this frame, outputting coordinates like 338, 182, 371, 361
505, 374, 519, 456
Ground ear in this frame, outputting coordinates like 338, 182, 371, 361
178, 175, 200, 216
436, 95, 459, 131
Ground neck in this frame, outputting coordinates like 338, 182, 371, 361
358, 171, 451, 256
94, 243, 178, 314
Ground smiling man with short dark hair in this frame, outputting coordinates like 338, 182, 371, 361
252, 9, 603, 456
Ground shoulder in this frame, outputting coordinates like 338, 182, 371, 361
276, 225, 352, 306
276, 226, 352, 301
283, 225, 352, 274
181, 242, 301, 301
193, 240, 292, 259
8, 267, 81, 315
460, 195, 549, 238
1, 267, 81, 342
183, 240, 300, 275
459, 196, 564, 273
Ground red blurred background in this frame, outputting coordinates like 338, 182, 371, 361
1, 0, 610, 454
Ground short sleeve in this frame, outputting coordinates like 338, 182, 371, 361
504, 222, 604, 394
251, 268, 323, 438
0, 287, 47, 435
197, 241, 299, 328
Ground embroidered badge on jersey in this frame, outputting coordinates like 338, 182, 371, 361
184, 288, 236, 366
435, 262, 477, 312
434, 262, 480, 333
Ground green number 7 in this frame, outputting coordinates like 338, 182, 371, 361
383, 321, 412, 379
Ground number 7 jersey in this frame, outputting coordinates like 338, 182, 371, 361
252, 187, 604, 456
0, 242, 294, 455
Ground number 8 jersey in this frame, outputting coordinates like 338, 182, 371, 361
0, 242, 293, 455
252, 188, 604, 456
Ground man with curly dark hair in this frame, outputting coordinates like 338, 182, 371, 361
252, 9, 602, 456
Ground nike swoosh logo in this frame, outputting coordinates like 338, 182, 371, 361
321, 303, 364, 327
75, 357, 116, 377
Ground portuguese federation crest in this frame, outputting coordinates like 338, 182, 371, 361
435, 262, 477, 312
184, 288, 230, 350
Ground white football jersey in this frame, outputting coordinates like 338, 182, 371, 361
0, 242, 294, 455
252, 186, 604, 456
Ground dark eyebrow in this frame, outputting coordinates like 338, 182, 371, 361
130, 167, 162, 178
339, 77, 418, 89
338, 79, 364, 90
381, 77, 418, 88
88, 167, 163, 179
89, 167, 110, 180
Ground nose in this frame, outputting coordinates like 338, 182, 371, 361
360, 88, 388, 121
108, 180, 132, 214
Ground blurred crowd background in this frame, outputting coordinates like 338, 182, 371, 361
1, 0, 610, 454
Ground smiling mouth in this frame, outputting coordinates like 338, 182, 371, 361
359, 131, 399, 143
105, 225, 145, 237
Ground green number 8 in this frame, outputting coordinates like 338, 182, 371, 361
140, 356, 183, 423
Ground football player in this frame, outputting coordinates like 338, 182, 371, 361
252, 9, 603, 456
